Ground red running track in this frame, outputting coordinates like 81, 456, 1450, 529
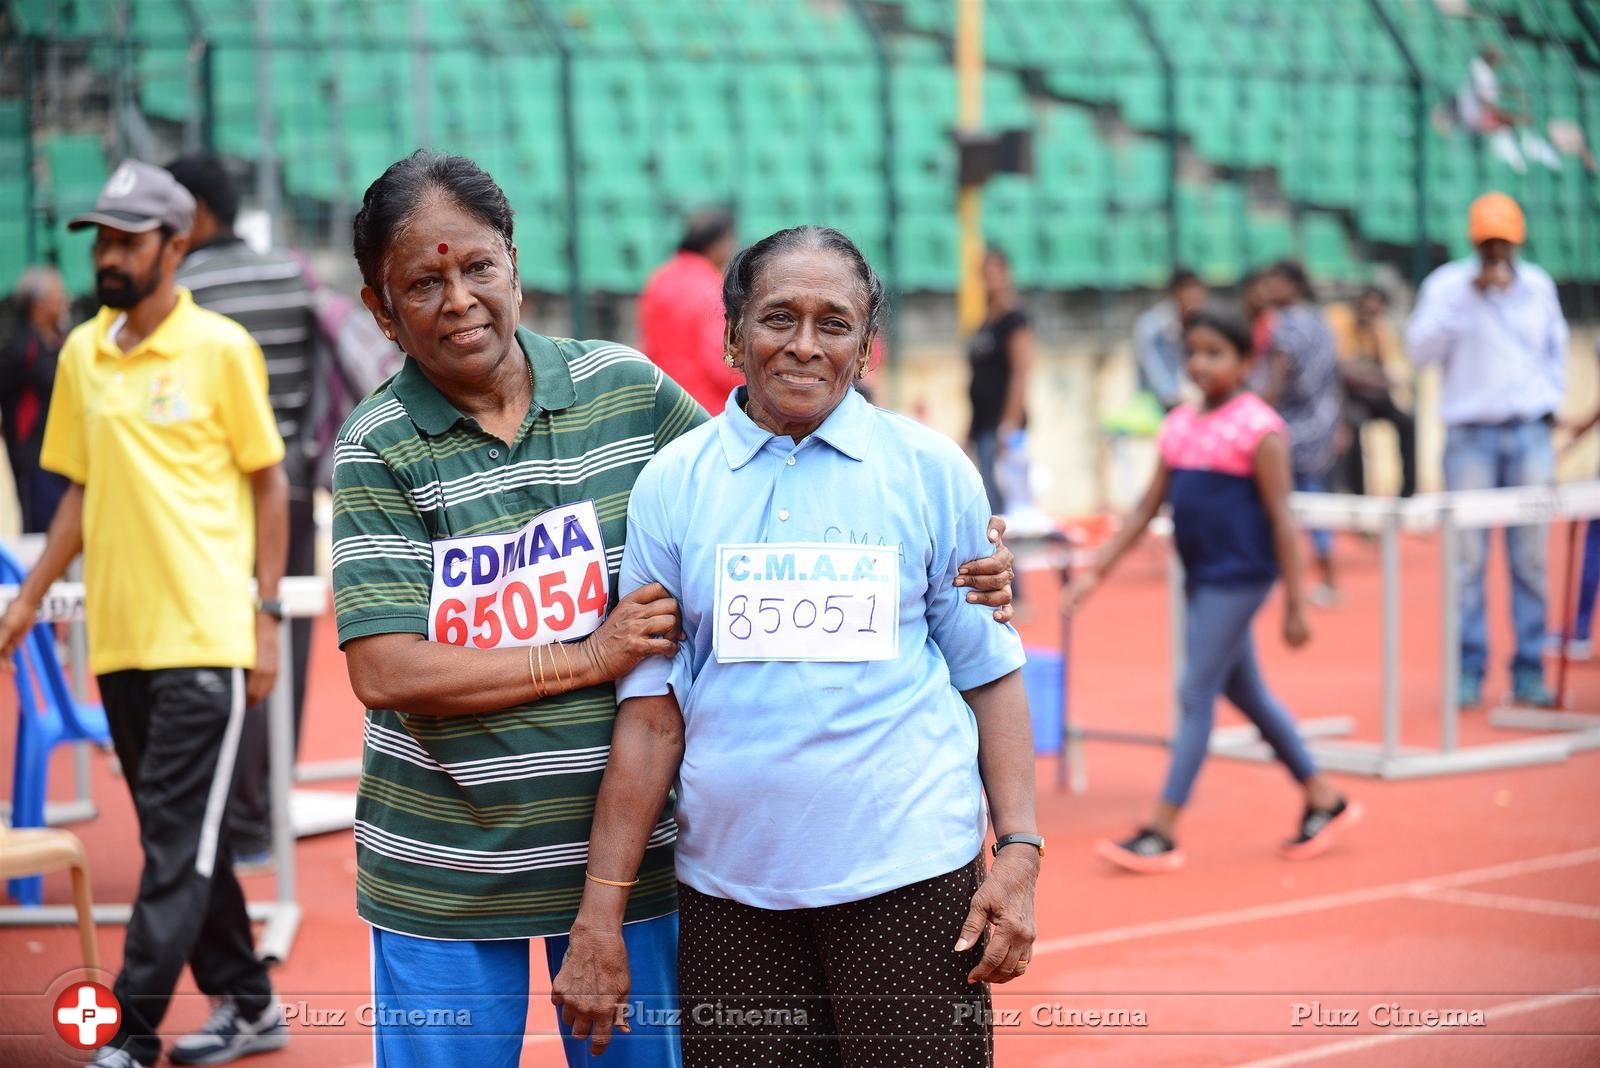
3, 530, 1598, 1065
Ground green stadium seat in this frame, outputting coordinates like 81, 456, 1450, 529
1118, 76, 1166, 133
12, 0, 1599, 294
1178, 184, 1244, 284
1038, 197, 1106, 289
1114, 140, 1169, 207
1363, 197, 1416, 246
896, 212, 958, 291
1105, 214, 1167, 289
42, 134, 107, 215
1246, 212, 1293, 269
48, 222, 95, 298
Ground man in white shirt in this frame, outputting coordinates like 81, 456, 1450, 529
1454, 46, 1561, 173
1406, 192, 1567, 709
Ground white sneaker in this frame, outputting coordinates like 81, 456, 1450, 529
168, 996, 288, 1065
1306, 583, 1341, 608
1546, 634, 1594, 660
91, 1048, 152, 1068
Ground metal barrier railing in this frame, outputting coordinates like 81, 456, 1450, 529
0, 573, 330, 964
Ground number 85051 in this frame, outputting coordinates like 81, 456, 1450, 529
725, 593, 879, 641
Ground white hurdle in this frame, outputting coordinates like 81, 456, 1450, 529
1225, 481, 1600, 779
0, 574, 328, 963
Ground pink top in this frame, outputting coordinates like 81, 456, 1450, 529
1158, 391, 1287, 478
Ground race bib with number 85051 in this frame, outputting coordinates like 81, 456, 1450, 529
714, 543, 899, 663
428, 500, 610, 649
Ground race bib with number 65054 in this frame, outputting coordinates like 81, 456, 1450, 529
714, 543, 899, 663
428, 501, 610, 649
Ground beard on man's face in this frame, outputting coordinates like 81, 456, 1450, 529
95, 265, 158, 309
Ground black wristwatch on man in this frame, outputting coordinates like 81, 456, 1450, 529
255, 597, 285, 621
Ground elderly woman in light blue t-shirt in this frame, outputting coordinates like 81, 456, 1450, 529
553, 226, 1040, 1067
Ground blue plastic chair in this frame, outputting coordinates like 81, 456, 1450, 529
2, 545, 110, 905
1022, 647, 1066, 756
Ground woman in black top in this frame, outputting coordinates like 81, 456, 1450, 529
966, 248, 1034, 514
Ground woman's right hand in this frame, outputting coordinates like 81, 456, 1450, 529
956, 849, 1039, 985
1060, 571, 1100, 616
0, 594, 38, 665
584, 582, 681, 680
1283, 602, 1312, 649
552, 924, 632, 1055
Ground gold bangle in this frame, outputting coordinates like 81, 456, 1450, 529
528, 645, 538, 696
585, 870, 639, 888
559, 641, 578, 686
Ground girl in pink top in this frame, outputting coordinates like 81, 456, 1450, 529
1065, 308, 1360, 872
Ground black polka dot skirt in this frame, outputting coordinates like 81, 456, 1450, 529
677, 855, 993, 1067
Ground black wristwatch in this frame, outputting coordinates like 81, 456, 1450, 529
992, 833, 1045, 858
255, 597, 285, 621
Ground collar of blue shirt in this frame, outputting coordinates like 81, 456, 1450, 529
716, 385, 876, 470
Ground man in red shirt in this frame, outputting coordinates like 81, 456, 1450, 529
636, 210, 741, 414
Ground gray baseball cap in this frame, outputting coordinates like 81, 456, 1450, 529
68, 160, 196, 234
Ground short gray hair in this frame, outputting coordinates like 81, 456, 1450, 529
13, 265, 63, 314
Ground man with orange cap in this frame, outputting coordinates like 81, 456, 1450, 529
1406, 192, 1568, 709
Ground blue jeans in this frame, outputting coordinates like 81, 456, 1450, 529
972, 430, 1002, 515
1442, 420, 1554, 679
1163, 581, 1319, 807
370, 911, 681, 1068
1576, 518, 1600, 642
1293, 471, 1333, 562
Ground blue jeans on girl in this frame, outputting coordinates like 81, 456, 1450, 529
1577, 519, 1600, 642
1163, 581, 1319, 807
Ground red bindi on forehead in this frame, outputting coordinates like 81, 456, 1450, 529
437, 243, 448, 255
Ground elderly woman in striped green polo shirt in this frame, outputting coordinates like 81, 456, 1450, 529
329, 150, 1018, 1068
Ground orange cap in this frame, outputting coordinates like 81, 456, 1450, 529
1468, 192, 1525, 246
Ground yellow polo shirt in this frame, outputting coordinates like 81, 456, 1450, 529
40, 288, 285, 674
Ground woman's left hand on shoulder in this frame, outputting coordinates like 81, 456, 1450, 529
955, 848, 1039, 985
956, 517, 1016, 623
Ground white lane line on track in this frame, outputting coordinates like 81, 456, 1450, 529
327, 847, 1600, 1068
1032, 846, 1600, 955
1408, 885, 1600, 923
1229, 986, 1600, 1068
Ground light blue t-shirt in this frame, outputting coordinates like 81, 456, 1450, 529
617, 387, 1026, 910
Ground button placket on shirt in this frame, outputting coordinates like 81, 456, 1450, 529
771, 440, 804, 531
483, 429, 514, 499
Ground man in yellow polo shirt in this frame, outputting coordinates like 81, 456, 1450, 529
0, 161, 290, 1068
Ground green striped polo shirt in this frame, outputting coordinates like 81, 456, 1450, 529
332, 326, 706, 939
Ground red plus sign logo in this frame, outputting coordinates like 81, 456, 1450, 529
53, 981, 120, 1049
